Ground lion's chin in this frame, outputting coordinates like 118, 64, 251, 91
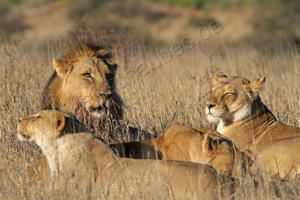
90, 111, 106, 118
88, 103, 110, 119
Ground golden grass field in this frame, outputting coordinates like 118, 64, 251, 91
1, 1, 300, 199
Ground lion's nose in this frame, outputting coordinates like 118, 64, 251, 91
207, 104, 216, 110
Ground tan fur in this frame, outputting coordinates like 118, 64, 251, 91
142, 125, 253, 178
145, 126, 209, 162
206, 74, 300, 178
254, 135, 300, 179
109, 126, 214, 161
110, 125, 252, 178
18, 111, 237, 199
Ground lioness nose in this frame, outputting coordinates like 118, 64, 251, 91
207, 104, 216, 109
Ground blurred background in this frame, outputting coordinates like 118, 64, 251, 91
1, 0, 300, 46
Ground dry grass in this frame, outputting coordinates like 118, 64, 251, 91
0, 31, 300, 199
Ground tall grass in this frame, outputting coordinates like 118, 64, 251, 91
0, 33, 299, 199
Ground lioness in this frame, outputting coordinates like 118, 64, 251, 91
111, 125, 253, 178
205, 74, 300, 178
18, 110, 237, 199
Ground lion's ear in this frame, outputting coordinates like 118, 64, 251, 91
249, 77, 266, 91
53, 58, 67, 78
97, 49, 118, 71
97, 49, 112, 59
55, 112, 66, 135
213, 73, 228, 84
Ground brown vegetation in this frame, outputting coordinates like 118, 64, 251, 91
0, 1, 300, 199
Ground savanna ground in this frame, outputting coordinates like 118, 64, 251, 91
0, 0, 300, 199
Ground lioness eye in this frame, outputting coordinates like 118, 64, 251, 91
82, 73, 92, 79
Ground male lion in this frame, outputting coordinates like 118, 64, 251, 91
205, 74, 300, 178
18, 110, 237, 199
111, 125, 253, 178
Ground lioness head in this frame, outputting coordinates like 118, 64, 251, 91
43, 44, 122, 120
206, 74, 266, 126
201, 132, 252, 177
17, 110, 66, 143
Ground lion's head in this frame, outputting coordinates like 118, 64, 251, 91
42, 44, 123, 121
205, 74, 266, 127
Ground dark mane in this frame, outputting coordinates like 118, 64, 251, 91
41, 71, 57, 110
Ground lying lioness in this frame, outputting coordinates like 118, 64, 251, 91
111, 125, 253, 178
17, 110, 237, 199
205, 74, 300, 178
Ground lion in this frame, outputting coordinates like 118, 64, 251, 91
205, 74, 300, 178
18, 110, 237, 199
111, 125, 253, 178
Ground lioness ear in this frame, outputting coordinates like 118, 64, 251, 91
203, 134, 228, 153
53, 58, 67, 78
55, 112, 66, 135
249, 77, 266, 91
213, 73, 228, 84
203, 134, 215, 152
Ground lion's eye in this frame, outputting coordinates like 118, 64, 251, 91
82, 73, 92, 79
